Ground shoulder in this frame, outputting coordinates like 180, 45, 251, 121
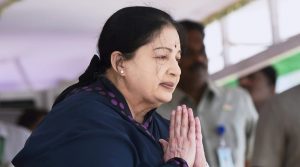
54, 91, 108, 109
212, 84, 252, 104
261, 85, 300, 116
274, 85, 300, 103
217, 86, 257, 118
207, 81, 249, 98
221, 86, 253, 104
53, 91, 116, 117
44, 91, 131, 135
222, 86, 249, 96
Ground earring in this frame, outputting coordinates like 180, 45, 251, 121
120, 70, 124, 74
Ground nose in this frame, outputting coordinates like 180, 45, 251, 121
168, 59, 181, 77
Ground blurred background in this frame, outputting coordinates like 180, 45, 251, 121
0, 0, 299, 116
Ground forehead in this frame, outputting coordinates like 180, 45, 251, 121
150, 26, 180, 47
242, 72, 269, 83
187, 30, 204, 46
248, 71, 265, 78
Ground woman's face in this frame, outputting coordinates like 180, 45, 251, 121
123, 26, 181, 107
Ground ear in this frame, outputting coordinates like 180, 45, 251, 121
110, 51, 125, 76
271, 85, 276, 94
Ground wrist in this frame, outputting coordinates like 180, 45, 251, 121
193, 162, 209, 167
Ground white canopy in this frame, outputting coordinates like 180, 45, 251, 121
0, 0, 237, 92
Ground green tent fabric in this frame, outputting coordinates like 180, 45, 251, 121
224, 51, 300, 88
273, 52, 300, 76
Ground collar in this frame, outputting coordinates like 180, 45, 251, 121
206, 80, 222, 98
67, 75, 155, 130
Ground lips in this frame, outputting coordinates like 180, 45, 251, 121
160, 82, 175, 90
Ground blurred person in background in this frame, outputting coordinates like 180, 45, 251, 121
252, 84, 300, 167
157, 20, 258, 167
0, 108, 47, 167
17, 108, 48, 131
239, 66, 277, 112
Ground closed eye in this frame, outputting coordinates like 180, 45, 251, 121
156, 55, 168, 60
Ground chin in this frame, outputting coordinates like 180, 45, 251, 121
159, 94, 172, 104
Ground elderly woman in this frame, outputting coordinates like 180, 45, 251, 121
12, 6, 207, 167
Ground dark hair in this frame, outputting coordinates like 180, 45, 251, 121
260, 66, 277, 87
177, 20, 206, 57
54, 6, 182, 105
17, 108, 48, 130
97, 6, 181, 73
178, 20, 205, 37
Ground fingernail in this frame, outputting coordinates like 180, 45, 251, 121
177, 106, 182, 110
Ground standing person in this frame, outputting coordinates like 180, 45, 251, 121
17, 108, 48, 131
0, 108, 47, 167
157, 20, 258, 167
252, 84, 300, 167
239, 66, 277, 112
0, 121, 30, 167
12, 7, 208, 167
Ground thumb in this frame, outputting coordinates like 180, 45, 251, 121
159, 139, 168, 152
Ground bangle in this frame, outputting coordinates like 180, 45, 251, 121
166, 157, 188, 167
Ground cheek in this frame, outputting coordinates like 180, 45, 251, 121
254, 82, 268, 91
154, 64, 168, 78
137, 67, 160, 87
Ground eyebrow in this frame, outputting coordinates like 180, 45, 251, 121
153, 47, 181, 53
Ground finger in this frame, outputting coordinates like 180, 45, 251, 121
175, 106, 182, 137
187, 108, 195, 140
169, 110, 175, 139
159, 139, 169, 153
180, 105, 188, 137
195, 117, 202, 141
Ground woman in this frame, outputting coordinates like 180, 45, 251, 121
12, 6, 207, 167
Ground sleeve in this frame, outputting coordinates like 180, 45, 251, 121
251, 101, 285, 167
241, 90, 258, 161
